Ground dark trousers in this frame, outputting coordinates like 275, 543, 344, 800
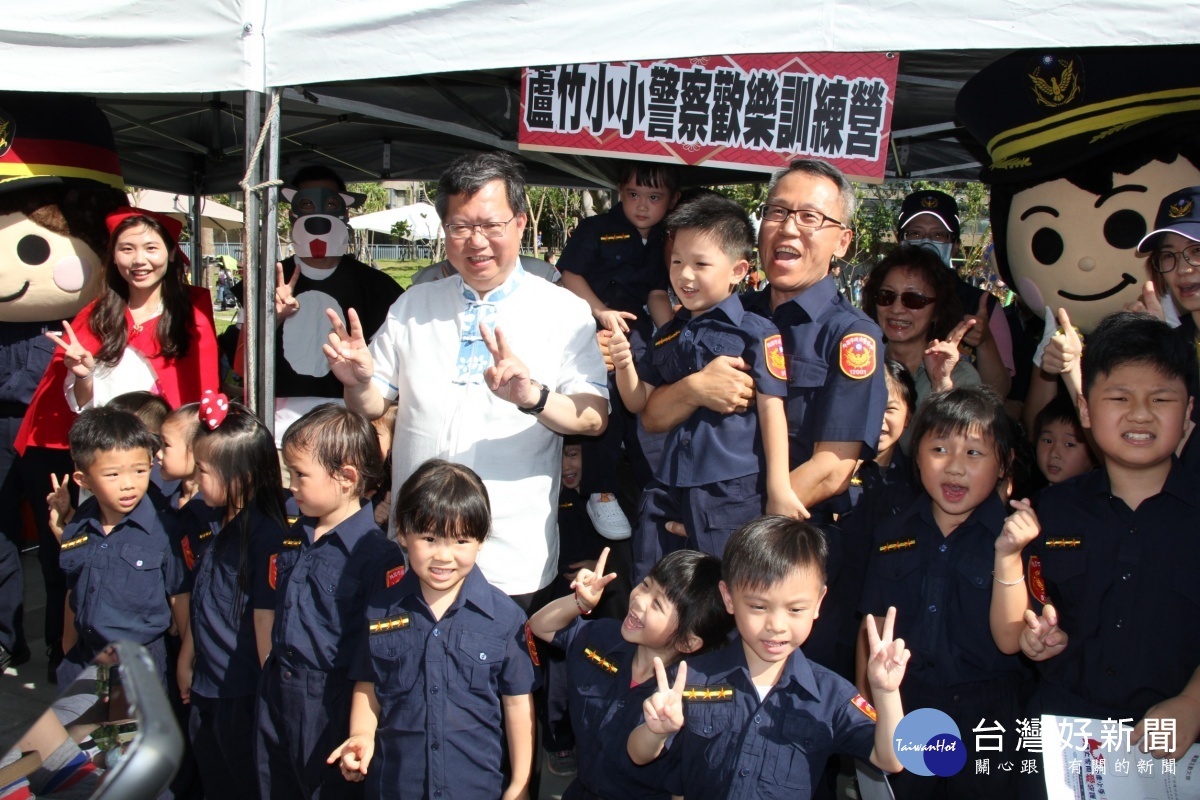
580, 373, 653, 498
0, 533, 21, 655
19, 444, 76, 653
256, 658, 362, 800
190, 693, 260, 800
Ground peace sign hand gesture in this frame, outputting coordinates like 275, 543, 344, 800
924, 318, 975, 393
275, 262, 301, 320
46, 320, 95, 379
865, 606, 910, 694
480, 324, 539, 407
643, 657, 688, 736
323, 308, 374, 387
570, 546, 618, 614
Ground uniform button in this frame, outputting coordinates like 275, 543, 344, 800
431, 742, 440, 751
928, 604, 937, 613
681, 439, 690, 447
1122, 573, 1131, 581
938, 543, 947, 553
952, 694, 961, 703
739, 768, 750, 778
480, 652, 487, 661
431, 686, 439, 694
1106, 668, 1117, 676
100, 543, 108, 549
136, 559, 143, 567
434, 792, 443, 799
284, 671, 292, 679
285, 601, 292, 608
287, 649, 295, 658
703, 725, 713, 734
1115, 619, 1122, 628
305, 553, 312, 561
433, 629, 440, 637
616, 700, 624, 708
754, 714, 762, 724
88, 587, 95, 593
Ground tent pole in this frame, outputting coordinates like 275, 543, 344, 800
261, 89, 282, 436
190, 190, 203, 287
242, 91, 262, 416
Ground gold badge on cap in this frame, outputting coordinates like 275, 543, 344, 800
1170, 198, 1195, 219
0, 110, 12, 158
921, 197, 939, 209
1028, 55, 1083, 109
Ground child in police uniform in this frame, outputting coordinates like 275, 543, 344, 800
330, 459, 538, 800
57, 406, 190, 687
627, 516, 909, 799
608, 195, 804, 581
991, 311, 1200, 795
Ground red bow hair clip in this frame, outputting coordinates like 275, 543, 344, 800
200, 390, 230, 430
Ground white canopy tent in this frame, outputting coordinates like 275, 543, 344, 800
348, 202, 443, 239
127, 188, 244, 231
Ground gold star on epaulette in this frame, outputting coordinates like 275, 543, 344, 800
878, 538, 916, 553
197, 530, 213, 541
583, 646, 619, 674
1044, 538, 1082, 549
281, 538, 303, 549
681, 685, 735, 702
368, 614, 411, 634
60, 536, 88, 552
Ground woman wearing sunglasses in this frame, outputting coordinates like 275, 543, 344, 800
863, 245, 981, 451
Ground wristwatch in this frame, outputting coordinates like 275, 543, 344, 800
519, 381, 551, 415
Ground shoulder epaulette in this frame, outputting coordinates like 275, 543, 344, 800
287, 515, 300, 527
60, 536, 88, 552
878, 537, 916, 553
281, 538, 303, 549
682, 685, 735, 702
369, 614, 411, 634
600, 232, 631, 243
583, 645, 619, 674
197, 529, 213, 541
654, 329, 681, 348
1044, 538, 1082, 549
559, 501, 573, 509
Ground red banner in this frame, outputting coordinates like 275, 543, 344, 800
520, 53, 899, 184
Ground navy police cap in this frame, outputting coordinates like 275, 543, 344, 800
897, 190, 960, 238
956, 46, 1200, 184
1137, 186, 1200, 253
0, 91, 123, 194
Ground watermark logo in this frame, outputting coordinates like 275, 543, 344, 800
893, 708, 967, 777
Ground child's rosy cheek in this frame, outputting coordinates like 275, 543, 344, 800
53, 256, 91, 292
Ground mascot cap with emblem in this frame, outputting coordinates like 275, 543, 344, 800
956, 46, 1200, 332
0, 91, 125, 322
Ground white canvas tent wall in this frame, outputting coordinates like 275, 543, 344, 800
349, 203, 443, 239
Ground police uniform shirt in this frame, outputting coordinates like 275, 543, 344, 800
349, 565, 537, 800
743, 276, 887, 467
860, 492, 1022, 692
271, 502, 402, 672
59, 493, 189, 650
637, 292, 787, 487
558, 205, 669, 316
658, 638, 876, 800
0, 320, 57, 412
551, 617, 674, 799
1173, 315, 1200, 474
189, 505, 285, 699
170, 491, 221, 572
557, 486, 609, 577
272, 255, 403, 400
1029, 462, 1200, 720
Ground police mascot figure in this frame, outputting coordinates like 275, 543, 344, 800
957, 46, 1200, 335
0, 91, 124, 675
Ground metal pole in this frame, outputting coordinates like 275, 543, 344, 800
190, 190, 203, 288
261, 89, 281, 436
242, 91, 262, 415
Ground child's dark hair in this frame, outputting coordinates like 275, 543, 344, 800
1082, 311, 1190, 396
1033, 392, 1094, 466
666, 195, 755, 263
617, 162, 679, 196
192, 404, 288, 608
910, 385, 1017, 477
394, 459, 490, 543
107, 391, 171, 435
723, 516, 829, 590
69, 407, 158, 471
163, 402, 202, 444
645, 550, 733, 656
883, 358, 917, 420
282, 404, 384, 496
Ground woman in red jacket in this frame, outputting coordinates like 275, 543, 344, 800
17, 207, 218, 677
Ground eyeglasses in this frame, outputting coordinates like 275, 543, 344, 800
1153, 243, 1200, 274
760, 204, 847, 230
875, 288, 936, 310
444, 215, 518, 240
901, 230, 953, 245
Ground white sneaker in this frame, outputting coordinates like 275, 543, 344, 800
587, 493, 632, 540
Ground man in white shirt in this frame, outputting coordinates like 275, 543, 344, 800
325, 152, 608, 605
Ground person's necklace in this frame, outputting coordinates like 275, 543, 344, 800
131, 302, 164, 335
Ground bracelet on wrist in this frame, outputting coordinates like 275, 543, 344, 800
574, 593, 593, 615
992, 571, 1025, 586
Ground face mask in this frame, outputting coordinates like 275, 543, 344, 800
282, 187, 356, 259
910, 239, 954, 268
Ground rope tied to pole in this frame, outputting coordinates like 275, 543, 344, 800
240, 89, 284, 196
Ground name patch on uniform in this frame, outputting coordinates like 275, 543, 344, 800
765, 334, 788, 380
60, 536, 88, 552
583, 646, 619, 674
851, 693, 878, 721
181, 537, 195, 571
1028, 556, 1049, 605
879, 538, 916, 553
269, 554, 278, 590
369, 614, 411, 634
281, 538, 302, 549
386, 565, 405, 588
839, 333, 876, 379
525, 622, 541, 667
600, 233, 631, 243
682, 685, 735, 702
654, 329, 680, 348
1044, 538, 1081, 549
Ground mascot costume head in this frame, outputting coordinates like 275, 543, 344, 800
281, 166, 363, 260
957, 46, 1200, 333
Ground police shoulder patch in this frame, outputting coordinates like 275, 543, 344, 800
851, 693, 878, 721
386, 565, 405, 588
60, 535, 88, 552
764, 334, 787, 380
525, 622, 541, 667
269, 553, 278, 590
878, 537, 916, 553
839, 333, 876, 379
182, 537, 195, 571
369, 614, 411, 634
681, 685, 735, 702
583, 645, 619, 675
1028, 555, 1049, 605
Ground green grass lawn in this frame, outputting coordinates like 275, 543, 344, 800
209, 259, 431, 335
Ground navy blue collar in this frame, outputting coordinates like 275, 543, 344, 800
702, 637, 821, 700
676, 290, 746, 327
299, 501, 380, 552
394, 563, 498, 621
77, 491, 159, 536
